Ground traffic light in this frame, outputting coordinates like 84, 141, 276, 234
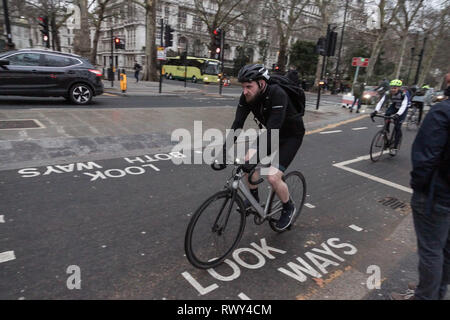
38, 16, 50, 48
114, 37, 125, 50
164, 25, 174, 48
326, 31, 338, 57
212, 28, 223, 59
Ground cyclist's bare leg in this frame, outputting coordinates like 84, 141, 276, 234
266, 166, 289, 203
243, 149, 289, 202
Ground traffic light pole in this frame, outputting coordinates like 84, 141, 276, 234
219, 31, 224, 95
159, 19, 163, 94
316, 24, 331, 110
110, 28, 114, 88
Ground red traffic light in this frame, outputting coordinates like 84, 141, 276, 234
215, 47, 221, 54
38, 17, 44, 22
213, 29, 219, 35
115, 38, 120, 44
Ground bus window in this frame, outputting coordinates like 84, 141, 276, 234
203, 62, 220, 75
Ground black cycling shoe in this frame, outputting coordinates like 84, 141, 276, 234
276, 206, 296, 230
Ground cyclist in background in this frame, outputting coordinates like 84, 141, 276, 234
371, 79, 410, 155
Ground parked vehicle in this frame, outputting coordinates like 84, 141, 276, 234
0, 49, 103, 105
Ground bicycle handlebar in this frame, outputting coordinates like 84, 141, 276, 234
370, 114, 395, 122
248, 168, 264, 186
211, 161, 227, 171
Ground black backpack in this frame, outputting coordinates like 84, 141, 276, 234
268, 74, 306, 116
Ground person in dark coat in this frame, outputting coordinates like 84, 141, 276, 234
390, 73, 450, 300
286, 69, 300, 87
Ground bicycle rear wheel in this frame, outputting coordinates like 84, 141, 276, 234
185, 190, 246, 269
268, 171, 307, 233
370, 130, 386, 162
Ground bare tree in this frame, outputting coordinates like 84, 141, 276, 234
265, 0, 312, 72
417, 3, 450, 86
312, 0, 333, 86
73, 0, 91, 57
392, 0, 424, 78
89, 0, 114, 64
364, 0, 401, 82
22, 0, 73, 51
193, 0, 251, 58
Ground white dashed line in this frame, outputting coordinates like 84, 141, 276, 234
0, 251, 16, 264
377, 125, 384, 128
304, 203, 316, 208
238, 292, 251, 300
320, 130, 343, 134
0, 215, 4, 223
349, 224, 363, 232
352, 127, 368, 131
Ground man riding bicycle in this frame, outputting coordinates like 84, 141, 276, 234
215, 64, 305, 230
371, 79, 410, 155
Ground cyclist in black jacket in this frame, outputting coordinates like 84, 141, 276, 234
223, 64, 305, 230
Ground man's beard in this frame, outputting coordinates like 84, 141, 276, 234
245, 91, 261, 104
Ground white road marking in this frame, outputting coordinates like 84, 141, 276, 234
352, 127, 368, 131
0, 215, 4, 223
320, 130, 343, 134
194, 150, 203, 154
377, 125, 383, 128
349, 224, 363, 232
0, 251, 16, 264
304, 203, 316, 208
333, 154, 413, 194
238, 292, 251, 300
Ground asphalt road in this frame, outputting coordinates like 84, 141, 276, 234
0, 115, 426, 300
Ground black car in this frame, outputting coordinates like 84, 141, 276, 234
0, 49, 103, 105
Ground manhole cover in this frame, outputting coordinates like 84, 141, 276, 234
0, 119, 42, 130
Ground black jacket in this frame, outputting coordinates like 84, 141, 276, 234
231, 83, 304, 139
410, 99, 450, 205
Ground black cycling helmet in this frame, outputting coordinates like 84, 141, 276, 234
238, 64, 270, 83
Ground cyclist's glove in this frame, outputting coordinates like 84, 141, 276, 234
370, 111, 377, 118
392, 114, 400, 122
242, 163, 257, 174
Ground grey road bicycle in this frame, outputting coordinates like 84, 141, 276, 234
185, 161, 306, 269
370, 114, 402, 162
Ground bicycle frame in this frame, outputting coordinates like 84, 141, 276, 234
226, 167, 281, 222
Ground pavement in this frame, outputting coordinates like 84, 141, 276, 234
0, 82, 371, 171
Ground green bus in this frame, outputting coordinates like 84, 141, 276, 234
162, 56, 221, 84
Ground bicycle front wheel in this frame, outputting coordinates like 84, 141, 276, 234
269, 171, 307, 233
185, 190, 246, 269
370, 130, 386, 162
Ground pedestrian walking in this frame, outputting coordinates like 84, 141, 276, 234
390, 73, 450, 300
350, 81, 365, 113
134, 61, 142, 83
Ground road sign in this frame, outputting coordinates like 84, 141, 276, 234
157, 46, 166, 60
352, 57, 369, 67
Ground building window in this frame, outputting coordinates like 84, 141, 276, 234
178, 10, 187, 30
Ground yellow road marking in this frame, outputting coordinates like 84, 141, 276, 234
102, 92, 119, 97
306, 115, 368, 135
